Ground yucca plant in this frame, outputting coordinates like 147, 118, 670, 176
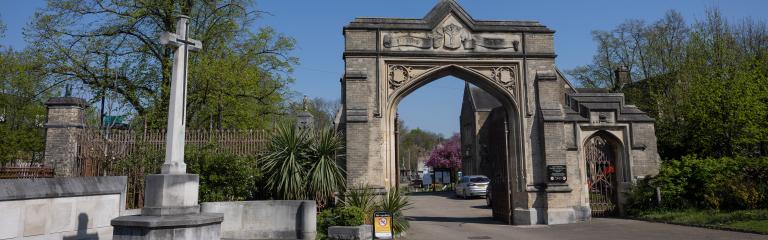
342, 185, 378, 223
307, 127, 346, 207
260, 123, 347, 205
378, 188, 412, 234
260, 123, 310, 200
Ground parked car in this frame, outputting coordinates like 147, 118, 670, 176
455, 175, 490, 199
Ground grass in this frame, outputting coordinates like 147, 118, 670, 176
636, 209, 768, 234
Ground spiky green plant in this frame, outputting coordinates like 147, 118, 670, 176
378, 188, 412, 234
307, 127, 346, 207
342, 185, 378, 223
260, 123, 347, 204
260, 123, 310, 200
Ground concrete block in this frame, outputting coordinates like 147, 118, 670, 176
327, 225, 372, 240
142, 174, 200, 216
513, 208, 545, 225
547, 208, 576, 225
200, 200, 316, 240
0, 202, 22, 239
24, 201, 50, 237
50, 198, 75, 233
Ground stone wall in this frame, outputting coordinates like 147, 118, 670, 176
200, 200, 316, 240
0, 176, 127, 240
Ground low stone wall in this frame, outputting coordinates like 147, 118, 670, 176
0, 176, 127, 240
201, 200, 316, 240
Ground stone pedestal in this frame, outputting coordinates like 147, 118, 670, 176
111, 174, 223, 240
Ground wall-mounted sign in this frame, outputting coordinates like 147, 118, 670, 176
373, 211, 393, 239
547, 165, 567, 183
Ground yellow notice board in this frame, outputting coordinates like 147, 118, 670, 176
373, 211, 393, 239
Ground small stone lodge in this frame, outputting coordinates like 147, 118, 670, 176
338, 0, 661, 224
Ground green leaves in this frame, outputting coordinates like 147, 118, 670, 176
186, 144, 261, 202
259, 123, 346, 206
574, 8, 768, 159
341, 185, 412, 234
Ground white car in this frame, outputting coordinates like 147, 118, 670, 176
455, 175, 490, 198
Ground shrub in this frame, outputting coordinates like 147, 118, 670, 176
627, 155, 768, 213
317, 206, 365, 237
186, 144, 262, 202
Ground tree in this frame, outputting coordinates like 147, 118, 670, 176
397, 123, 443, 171
425, 134, 461, 170
0, 47, 50, 164
27, 0, 297, 129
575, 8, 768, 158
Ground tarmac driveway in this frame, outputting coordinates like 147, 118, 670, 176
402, 191, 767, 240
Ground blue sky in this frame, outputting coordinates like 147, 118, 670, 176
1, 0, 766, 136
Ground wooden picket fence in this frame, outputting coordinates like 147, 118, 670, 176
0, 163, 54, 179
76, 128, 272, 209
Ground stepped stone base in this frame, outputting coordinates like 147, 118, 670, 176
112, 213, 223, 240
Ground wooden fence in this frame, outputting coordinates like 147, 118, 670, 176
0, 163, 54, 179
76, 128, 271, 209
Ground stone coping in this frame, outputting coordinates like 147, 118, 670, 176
111, 213, 224, 228
0, 176, 127, 201
45, 97, 89, 108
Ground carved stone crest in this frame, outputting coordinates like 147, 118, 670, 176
441, 24, 464, 49
388, 65, 411, 89
492, 66, 517, 90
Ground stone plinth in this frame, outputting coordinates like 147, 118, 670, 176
111, 174, 222, 240
111, 214, 223, 240
142, 174, 200, 216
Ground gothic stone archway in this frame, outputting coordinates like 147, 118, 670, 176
338, 0, 661, 225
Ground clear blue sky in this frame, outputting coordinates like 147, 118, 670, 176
1, 0, 766, 136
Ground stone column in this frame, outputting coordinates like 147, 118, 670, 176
44, 97, 88, 177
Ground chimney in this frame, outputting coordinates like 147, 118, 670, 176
614, 66, 630, 90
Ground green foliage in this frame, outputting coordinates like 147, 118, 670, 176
377, 189, 412, 234
0, 48, 49, 164
627, 156, 768, 213
261, 123, 310, 200
111, 146, 163, 209
186, 144, 262, 202
341, 185, 412, 234
316, 206, 366, 237
27, 0, 297, 128
342, 186, 378, 221
260, 123, 346, 206
397, 122, 444, 171
571, 9, 768, 159
307, 127, 346, 206
636, 209, 768, 234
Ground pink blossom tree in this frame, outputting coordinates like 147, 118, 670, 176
425, 134, 461, 170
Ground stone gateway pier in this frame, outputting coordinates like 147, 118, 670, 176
338, 0, 660, 225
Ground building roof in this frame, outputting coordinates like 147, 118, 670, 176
464, 84, 501, 111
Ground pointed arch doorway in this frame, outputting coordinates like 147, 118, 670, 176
584, 132, 621, 217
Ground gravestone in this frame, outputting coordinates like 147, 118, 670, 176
111, 15, 223, 240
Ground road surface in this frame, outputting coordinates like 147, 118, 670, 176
402, 191, 766, 240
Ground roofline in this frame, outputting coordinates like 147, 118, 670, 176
344, 0, 555, 33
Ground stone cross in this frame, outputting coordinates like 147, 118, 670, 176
160, 15, 202, 174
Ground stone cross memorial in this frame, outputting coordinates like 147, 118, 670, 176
160, 15, 201, 174
111, 15, 223, 240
